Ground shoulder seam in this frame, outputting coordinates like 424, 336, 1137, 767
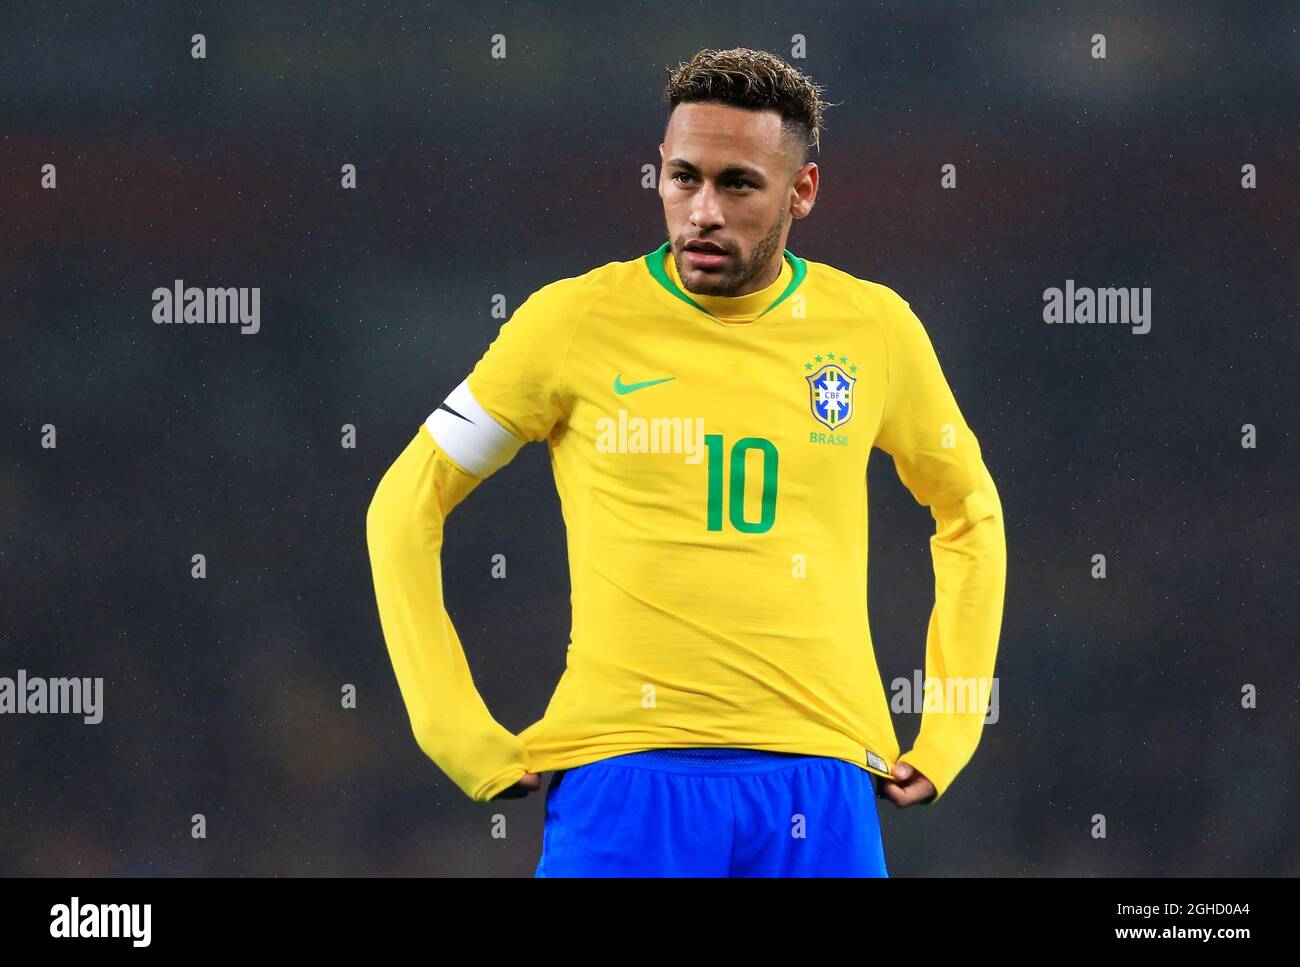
554, 272, 612, 423
868, 282, 908, 443
879, 291, 894, 440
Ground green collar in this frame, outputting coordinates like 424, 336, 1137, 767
644, 241, 807, 321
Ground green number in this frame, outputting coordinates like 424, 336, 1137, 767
705, 434, 778, 533
705, 434, 725, 530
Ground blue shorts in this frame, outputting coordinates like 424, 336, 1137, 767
534, 748, 888, 877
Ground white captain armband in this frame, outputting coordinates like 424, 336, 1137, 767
423, 378, 527, 478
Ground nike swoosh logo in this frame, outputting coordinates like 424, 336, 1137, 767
613, 374, 675, 395
436, 402, 474, 424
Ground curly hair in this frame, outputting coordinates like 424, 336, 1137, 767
663, 47, 836, 170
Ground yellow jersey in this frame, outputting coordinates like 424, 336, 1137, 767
366, 241, 1006, 803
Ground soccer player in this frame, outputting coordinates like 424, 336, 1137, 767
366, 47, 1006, 877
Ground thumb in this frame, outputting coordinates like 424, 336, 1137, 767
892, 761, 914, 781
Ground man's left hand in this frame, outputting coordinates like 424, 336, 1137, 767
878, 761, 936, 807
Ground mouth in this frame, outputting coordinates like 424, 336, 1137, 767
682, 239, 730, 269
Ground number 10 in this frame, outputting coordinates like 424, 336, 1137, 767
705, 434, 778, 533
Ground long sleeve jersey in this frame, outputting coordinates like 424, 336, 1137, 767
366, 241, 1007, 803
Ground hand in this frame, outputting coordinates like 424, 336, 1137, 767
491, 772, 541, 800
877, 761, 936, 808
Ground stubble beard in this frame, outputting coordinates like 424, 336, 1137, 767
671, 206, 788, 297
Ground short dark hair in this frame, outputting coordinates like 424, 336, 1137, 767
663, 47, 835, 171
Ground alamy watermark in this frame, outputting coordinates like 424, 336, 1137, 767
152, 280, 260, 334
1043, 280, 1150, 334
595, 409, 706, 463
0, 670, 103, 724
50, 898, 150, 947
890, 671, 999, 724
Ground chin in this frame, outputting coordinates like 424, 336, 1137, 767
685, 280, 725, 296
683, 270, 732, 294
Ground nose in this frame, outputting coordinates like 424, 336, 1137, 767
690, 182, 724, 230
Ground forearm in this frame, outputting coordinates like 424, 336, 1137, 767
366, 426, 529, 802
900, 461, 1007, 802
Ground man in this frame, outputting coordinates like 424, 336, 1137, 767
366, 47, 1006, 877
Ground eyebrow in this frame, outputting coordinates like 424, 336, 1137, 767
665, 158, 765, 180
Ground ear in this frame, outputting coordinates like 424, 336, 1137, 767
790, 162, 818, 219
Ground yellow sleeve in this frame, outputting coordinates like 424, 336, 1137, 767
366, 426, 529, 802
872, 288, 1007, 804
466, 279, 583, 443
366, 281, 581, 801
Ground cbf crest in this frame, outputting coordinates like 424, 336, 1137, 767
804, 352, 857, 431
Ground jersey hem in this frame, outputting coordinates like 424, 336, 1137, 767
524, 739, 899, 784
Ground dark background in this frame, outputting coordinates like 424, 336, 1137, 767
1, 1, 1295, 876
